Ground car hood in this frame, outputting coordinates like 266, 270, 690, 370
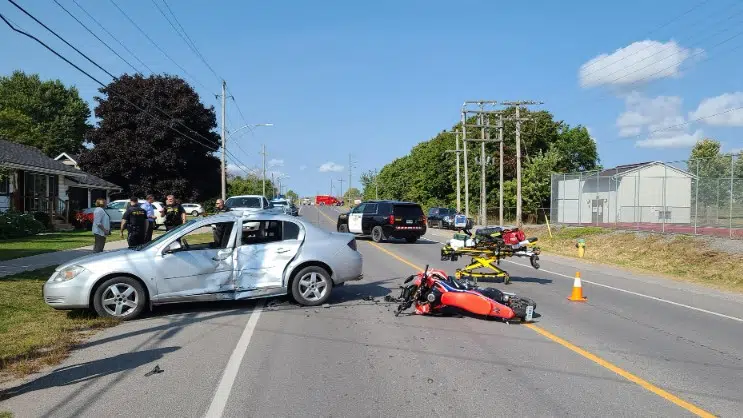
56, 247, 144, 271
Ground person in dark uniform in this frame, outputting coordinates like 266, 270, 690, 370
160, 194, 187, 231
120, 197, 147, 248
212, 199, 232, 246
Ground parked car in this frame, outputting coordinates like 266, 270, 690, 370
315, 195, 340, 206
225, 195, 282, 214
43, 212, 363, 319
336, 200, 427, 243
427, 207, 457, 229
301, 197, 312, 205
81, 199, 166, 229
182, 203, 205, 216
271, 198, 299, 216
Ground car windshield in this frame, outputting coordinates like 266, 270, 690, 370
135, 220, 198, 251
225, 197, 261, 209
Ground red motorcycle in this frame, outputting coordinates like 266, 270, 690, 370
394, 265, 537, 322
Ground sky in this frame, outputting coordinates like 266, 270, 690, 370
2, 0, 743, 197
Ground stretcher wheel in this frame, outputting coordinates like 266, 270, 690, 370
503, 274, 511, 285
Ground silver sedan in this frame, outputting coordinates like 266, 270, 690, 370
43, 212, 363, 320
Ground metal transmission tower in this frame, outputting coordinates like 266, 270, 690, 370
460, 101, 501, 225
501, 100, 543, 227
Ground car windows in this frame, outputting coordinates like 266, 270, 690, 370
283, 221, 300, 240
241, 220, 282, 245
393, 204, 424, 218
108, 201, 125, 210
363, 203, 378, 214
352, 204, 366, 214
178, 221, 234, 250
429, 208, 438, 216
225, 197, 262, 209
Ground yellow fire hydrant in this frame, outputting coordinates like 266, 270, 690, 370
576, 239, 586, 258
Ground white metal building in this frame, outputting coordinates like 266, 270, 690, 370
551, 161, 695, 225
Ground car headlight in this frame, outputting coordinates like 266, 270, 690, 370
50, 265, 86, 282
444, 216, 450, 221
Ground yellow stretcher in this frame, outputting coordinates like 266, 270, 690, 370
439, 229, 541, 285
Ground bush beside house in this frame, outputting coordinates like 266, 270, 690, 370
0, 211, 45, 239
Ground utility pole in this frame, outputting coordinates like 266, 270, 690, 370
498, 114, 504, 226
348, 154, 357, 200
338, 178, 345, 201
501, 100, 543, 226
479, 104, 486, 226
461, 111, 469, 218
271, 172, 275, 198
220, 80, 227, 201
442, 130, 462, 212
260, 144, 267, 198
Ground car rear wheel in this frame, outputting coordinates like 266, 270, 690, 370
92, 276, 146, 320
292, 266, 333, 306
371, 226, 386, 243
191, 210, 199, 216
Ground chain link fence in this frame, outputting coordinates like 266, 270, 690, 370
550, 156, 743, 239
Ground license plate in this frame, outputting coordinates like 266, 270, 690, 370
406, 220, 413, 224
525, 305, 534, 321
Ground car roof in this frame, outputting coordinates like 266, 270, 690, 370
227, 195, 264, 198
360, 200, 421, 206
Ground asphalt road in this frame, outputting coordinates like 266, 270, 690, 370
2, 205, 742, 417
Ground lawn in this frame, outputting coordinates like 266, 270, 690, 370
524, 225, 743, 293
0, 230, 125, 261
0, 267, 119, 380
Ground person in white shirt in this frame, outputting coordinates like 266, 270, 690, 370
92, 198, 111, 252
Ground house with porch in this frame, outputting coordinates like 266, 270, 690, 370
0, 139, 122, 227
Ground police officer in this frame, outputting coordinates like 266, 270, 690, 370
120, 197, 147, 248
160, 194, 187, 231
212, 199, 232, 246
215, 198, 230, 213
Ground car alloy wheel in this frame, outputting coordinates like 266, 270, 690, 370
101, 283, 139, 317
372, 226, 385, 243
298, 272, 329, 302
192, 211, 199, 216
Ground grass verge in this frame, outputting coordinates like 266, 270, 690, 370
523, 225, 743, 293
0, 230, 125, 261
0, 267, 119, 381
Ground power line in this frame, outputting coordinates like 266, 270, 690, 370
0, 11, 223, 155
53, 0, 140, 74
160, 0, 222, 83
71, 0, 153, 74
7, 0, 116, 79
106, 0, 212, 92
580, 0, 715, 76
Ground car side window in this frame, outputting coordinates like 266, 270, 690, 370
241, 220, 283, 245
363, 203, 378, 215
283, 221, 300, 240
352, 204, 366, 214
177, 221, 234, 251
262, 197, 270, 208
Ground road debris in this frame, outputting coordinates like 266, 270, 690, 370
322, 303, 331, 308
144, 365, 164, 377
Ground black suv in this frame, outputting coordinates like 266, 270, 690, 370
337, 200, 427, 243
427, 207, 457, 229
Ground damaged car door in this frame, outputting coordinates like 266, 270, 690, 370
234, 219, 304, 297
153, 219, 238, 301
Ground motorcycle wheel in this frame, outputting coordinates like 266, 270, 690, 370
509, 296, 537, 319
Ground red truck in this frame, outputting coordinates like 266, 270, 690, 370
316, 195, 341, 206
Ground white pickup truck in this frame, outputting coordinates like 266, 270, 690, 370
224, 195, 283, 214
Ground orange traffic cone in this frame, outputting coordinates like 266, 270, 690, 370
567, 272, 587, 302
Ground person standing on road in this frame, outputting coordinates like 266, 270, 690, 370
161, 194, 187, 231
120, 197, 147, 248
212, 198, 232, 245
140, 194, 157, 243
92, 198, 110, 253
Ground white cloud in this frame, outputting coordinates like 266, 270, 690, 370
299, 165, 307, 171
226, 163, 260, 177
579, 40, 701, 88
319, 162, 344, 172
268, 158, 284, 167
689, 92, 743, 126
616, 92, 704, 149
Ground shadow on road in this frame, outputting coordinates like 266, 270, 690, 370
0, 347, 180, 401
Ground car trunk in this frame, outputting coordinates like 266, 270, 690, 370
392, 204, 424, 227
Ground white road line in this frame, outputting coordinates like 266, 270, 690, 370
204, 301, 264, 418
504, 260, 743, 323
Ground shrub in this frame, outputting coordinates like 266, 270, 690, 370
32, 211, 53, 230
0, 211, 45, 239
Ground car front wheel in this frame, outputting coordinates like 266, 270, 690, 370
292, 266, 333, 306
338, 224, 348, 233
92, 276, 146, 320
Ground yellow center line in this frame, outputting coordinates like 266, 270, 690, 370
312, 205, 716, 418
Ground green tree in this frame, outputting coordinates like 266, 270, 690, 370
689, 138, 731, 209
343, 187, 361, 201
0, 70, 91, 156
521, 148, 560, 216
78, 74, 220, 201
228, 175, 275, 197
552, 124, 600, 172
285, 189, 299, 203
